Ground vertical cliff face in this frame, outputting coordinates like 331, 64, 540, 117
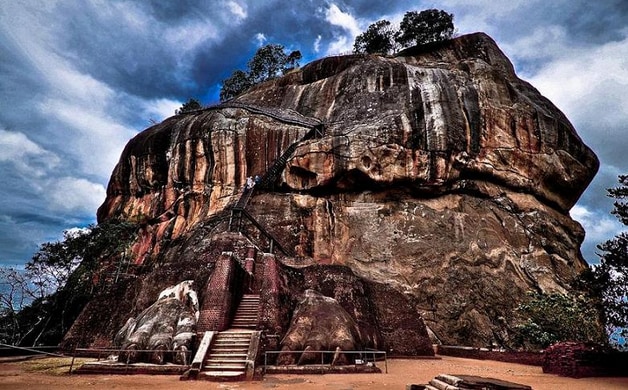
88, 32, 599, 348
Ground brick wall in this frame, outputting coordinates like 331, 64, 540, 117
197, 252, 245, 332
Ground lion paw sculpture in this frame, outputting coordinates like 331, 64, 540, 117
114, 280, 199, 365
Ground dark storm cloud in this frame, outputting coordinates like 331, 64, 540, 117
0, 0, 626, 268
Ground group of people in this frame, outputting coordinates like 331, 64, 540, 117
245, 175, 261, 189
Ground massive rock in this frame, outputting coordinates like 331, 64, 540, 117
71, 32, 599, 350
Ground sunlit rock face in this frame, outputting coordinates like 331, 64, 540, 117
92, 32, 598, 347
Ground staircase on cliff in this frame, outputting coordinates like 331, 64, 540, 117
227, 103, 325, 255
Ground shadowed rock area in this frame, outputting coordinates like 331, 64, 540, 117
65, 32, 599, 353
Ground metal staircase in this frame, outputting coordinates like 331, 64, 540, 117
227, 108, 325, 256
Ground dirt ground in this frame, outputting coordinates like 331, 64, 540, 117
1, 356, 627, 390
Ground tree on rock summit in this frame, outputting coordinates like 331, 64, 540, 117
220, 44, 301, 102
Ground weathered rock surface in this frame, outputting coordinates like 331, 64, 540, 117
73, 32, 599, 350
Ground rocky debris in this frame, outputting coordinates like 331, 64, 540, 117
70, 32, 601, 350
114, 281, 199, 364
408, 373, 532, 390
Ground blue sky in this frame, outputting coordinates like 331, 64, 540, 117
0, 0, 626, 267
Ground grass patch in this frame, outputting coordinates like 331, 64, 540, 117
17, 357, 97, 376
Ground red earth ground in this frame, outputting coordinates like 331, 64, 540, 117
1, 355, 627, 389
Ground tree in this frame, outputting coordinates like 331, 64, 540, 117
591, 175, 628, 346
219, 44, 301, 102
175, 98, 202, 115
395, 9, 454, 47
0, 220, 137, 346
248, 44, 289, 83
514, 292, 605, 350
353, 20, 396, 54
285, 50, 302, 72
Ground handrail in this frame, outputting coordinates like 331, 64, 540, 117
238, 209, 294, 257
224, 101, 327, 253
263, 349, 387, 374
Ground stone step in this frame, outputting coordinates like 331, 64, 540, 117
209, 353, 248, 359
216, 333, 252, 338
211, 344, 249, 349
205, 359, 247, 366
214, 340, 251, 345
212, 346, 250, 351
434, 374, 462, 386
214, 337, 251, 342
215, 335, 251, 340
203, 363, 247, 370
199, 370, 245, 381
429, 378, 459, 390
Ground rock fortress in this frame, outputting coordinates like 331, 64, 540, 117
62, 32, 599, 380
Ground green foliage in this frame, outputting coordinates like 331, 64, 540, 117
395, 9, 454, 47
220, 70, 252, 102
589, 175, 628, 345
514, 291, 605, 350
0, 220, 137, 346
353, 20, 396, 54
352, 9, 454, 56
219, 44, 301, 102
175, 98, 202, 115
248, 44, 288, 83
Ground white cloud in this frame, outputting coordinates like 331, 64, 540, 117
47, 177, 106, 214
37, 96, 135, 179
313, 35, 322, 53
523, 34, 628, 123
143, 98, 182, 123
325, 4, 361, 36
571, 204, 624, 246
165, 20, 219, 53
0, 129, 60, 177
255, 32, 267, 46
227, 1, 247, 20
324, 3, 361, 55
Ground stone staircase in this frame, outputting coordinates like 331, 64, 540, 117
190, 294, 262, 381
231, 294, 260, 329
199, 330, 257, 380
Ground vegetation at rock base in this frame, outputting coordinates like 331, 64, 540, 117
513, 291, 606, 350
353, 9, 455, 55
514, 175, 628, 350
581, 175, 628, 348
175, 98, 202, 115
220, 44, 301, 101
0, 220, 137, 346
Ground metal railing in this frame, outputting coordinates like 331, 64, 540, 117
263, 349, 387, 374
68, 347, 193, 374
